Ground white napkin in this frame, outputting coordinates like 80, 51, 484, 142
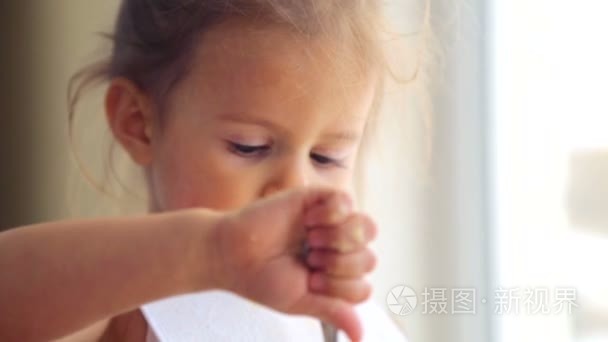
142, 290, 407, 342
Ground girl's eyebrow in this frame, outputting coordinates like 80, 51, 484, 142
217, 112, 286, 134
217, 112, 361, 142
322, 131, 360, 143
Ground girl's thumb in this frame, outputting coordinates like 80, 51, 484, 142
303, 295, 363, 342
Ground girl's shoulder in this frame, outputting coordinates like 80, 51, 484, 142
53, 310, 148, 342
51, 319, 110, 342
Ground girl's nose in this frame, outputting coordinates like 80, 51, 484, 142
261, 159, 311, 197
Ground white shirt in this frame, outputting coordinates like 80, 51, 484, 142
142, 290, 407, 341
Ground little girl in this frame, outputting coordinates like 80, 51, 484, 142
0, 0, 410, 341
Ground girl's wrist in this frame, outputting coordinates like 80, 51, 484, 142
176, 208, 227, 293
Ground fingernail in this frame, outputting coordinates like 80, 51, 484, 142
352, 225, 365, 244
329, 201, 349, 224
335, 239, 355, 253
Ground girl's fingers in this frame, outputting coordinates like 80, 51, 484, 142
304, 191, 353, 226
309, 272, 372, 303
307, 214, 377, 253
307, 248, 377, 278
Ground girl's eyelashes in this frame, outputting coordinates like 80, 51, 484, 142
310, 152, 346, 168
227, 140, 348, 168
228, 142, 271, 158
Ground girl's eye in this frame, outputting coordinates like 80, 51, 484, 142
229, 142, 270, 157
311, 153, 343, 168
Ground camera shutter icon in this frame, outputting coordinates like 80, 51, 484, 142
386, 285, 417, 316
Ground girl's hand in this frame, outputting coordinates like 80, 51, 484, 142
209, 187, 378, 342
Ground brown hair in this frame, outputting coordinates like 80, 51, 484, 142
70, 0, 386, 118
68, 0, 434, 203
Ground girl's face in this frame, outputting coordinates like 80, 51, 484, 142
147, 20, 376, 212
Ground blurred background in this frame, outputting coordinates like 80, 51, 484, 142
0, 1, 606, 341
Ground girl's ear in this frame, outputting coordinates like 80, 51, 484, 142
105, 78, 156, 166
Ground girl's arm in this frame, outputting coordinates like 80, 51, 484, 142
0, 209, 220, 341
0, 187, 377, 342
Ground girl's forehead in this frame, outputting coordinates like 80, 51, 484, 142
177, 19, 375, 121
